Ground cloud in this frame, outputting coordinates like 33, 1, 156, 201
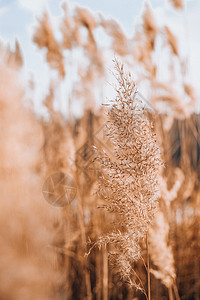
18, 0, 48, 13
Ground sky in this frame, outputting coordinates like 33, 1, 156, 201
0, 0, 200, 112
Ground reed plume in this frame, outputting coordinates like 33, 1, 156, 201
97, 59, 162, 292
33, 12, 65, 78
149, 211, 176, 289
169, 0, 184, 10
164, 26, 179, 56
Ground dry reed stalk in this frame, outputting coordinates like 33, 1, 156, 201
41, 85, 75, 175
184, 83, 197, 109
142, 3, 158, 52
75, 5, 98, 51
70, 109, 106, 299
146, 233, 151, 300
41, 84, 97, 300
0, 44, 63, 299
131, 3, 158, 82
154, 113, 200, 299
33, 12, 65, 77
96, 59, 162, 295
165, 26, 179, 56
60, 3, 73, 49
102, 245, 109, 300
100, 17, 128, 56
42, 92, 98, 299
76, 188, 93, 300
160, 168, 184, 207
169, 0, 184, 10
131, 2, 196, 121
149, 211, 176, 288
0, 39, 23, 69
169, 286, 174, 300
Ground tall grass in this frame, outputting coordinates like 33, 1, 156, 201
0, 1, 200, 299
96, 60, 162, 297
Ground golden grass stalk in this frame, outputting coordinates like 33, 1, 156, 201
165, 26, 179, 56
149, 211, 176, 289
0, 44, 63, 300
96, 59, 162, 294
169, 0, 184, 10
142, 3, 158, 52
33, 12, 65, 78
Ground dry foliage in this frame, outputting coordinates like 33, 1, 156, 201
96, 60, 162, 293
1, 1, 200, 300
169, 0, 184, 10
0, 45, 63, 300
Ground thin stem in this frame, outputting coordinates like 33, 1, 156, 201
102, 245, 108, 300
76, 188, 92, 300
173, 283, 180, 300
131, 268, 148, 300
146, 232, 151, 300
169, 286, 174, 300
141, 255, 148, 272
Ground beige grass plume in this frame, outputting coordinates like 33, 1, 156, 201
149, 211, 176, 288
97, 59, 162, 291
0, 40, 23, 69
100, 17, 128, 56
132, 2, 158, 78
33, 12, 65, 78
142, 2, 158, 52
165, 26, 179, 56
169, 0, 184, 10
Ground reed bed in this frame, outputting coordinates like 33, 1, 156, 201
0, 1, 200, 299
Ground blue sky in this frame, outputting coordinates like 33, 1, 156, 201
0, 0, 200, 111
